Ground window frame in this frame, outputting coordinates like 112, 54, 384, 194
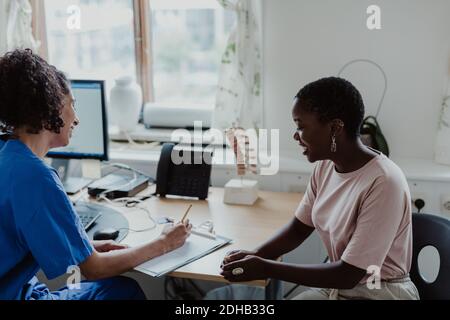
30, 0, 49, 60
31, 1, 232, 115
31, 0, 155, 104
133, 0, 154, 103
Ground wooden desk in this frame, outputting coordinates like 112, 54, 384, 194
88, 187, 302, 298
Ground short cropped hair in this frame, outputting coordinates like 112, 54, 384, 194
295, 77, 365, 138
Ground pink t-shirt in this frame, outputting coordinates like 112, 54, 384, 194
295, 152, 413, 281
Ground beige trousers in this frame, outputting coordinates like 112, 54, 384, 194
292, 276, 420, 300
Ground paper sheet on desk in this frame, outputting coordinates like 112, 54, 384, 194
135, 233, 232, 277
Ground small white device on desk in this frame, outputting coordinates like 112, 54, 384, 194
224, 179, 259, 206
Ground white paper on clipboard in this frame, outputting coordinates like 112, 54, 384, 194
135, 233, 232, 277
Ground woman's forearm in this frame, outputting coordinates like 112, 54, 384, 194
255, 217, 315, 260
80, 238, 167, 280
265, 260, 366, 289
81, 223, 190, 280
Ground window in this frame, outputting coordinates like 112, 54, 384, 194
150, 0, 234, 107
44, 0, 137, 93
41, 0, 234, 108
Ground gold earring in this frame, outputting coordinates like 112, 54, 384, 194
331, 135, 337, 153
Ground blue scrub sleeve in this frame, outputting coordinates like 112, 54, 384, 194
13, 169, 93, 280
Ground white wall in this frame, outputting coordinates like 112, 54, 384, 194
262, 0, 450, 160
0, 0, 8, 55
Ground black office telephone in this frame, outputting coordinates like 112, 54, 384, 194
155, 143, 212, 200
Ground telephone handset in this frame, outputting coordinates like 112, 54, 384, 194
155, 143, 212, 200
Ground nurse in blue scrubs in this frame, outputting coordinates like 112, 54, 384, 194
0, 134, 7, 149
0, 49, 192, 300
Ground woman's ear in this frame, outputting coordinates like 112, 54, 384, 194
331, 119, 345, 137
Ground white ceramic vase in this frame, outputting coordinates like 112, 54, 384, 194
110, 76, 143, 132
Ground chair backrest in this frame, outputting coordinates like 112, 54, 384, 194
410, 213, 450, 300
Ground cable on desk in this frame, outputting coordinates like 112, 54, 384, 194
97, 194, 157, 233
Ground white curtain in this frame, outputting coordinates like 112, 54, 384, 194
0, 0, 39, 56
213, 0, 263, 131
435, 84, 450, 165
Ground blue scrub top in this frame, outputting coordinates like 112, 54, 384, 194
0, 139, 93, 299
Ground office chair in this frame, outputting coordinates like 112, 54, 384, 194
284, 213, 450, 300
410, 213, 450, 300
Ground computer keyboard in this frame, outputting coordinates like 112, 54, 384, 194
75, 204, 102, 230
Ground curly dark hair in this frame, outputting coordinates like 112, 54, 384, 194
295, 77, 365, 138
0, 49, 70, 134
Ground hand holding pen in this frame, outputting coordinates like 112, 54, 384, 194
160, 205, 193, 253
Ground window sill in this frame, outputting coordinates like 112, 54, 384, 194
109, 140, 314, 173
109, 141, 450, 183
109, 124, 224, 146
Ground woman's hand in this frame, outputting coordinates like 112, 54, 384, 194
160, 221, 192, 253
92, 240, 129, 253
220, 255, 268, 282
221, 250, 257, 268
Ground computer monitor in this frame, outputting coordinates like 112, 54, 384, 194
47, 80, 109, 161
46, 80, 109, 194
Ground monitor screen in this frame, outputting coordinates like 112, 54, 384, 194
46, 80, 108, 161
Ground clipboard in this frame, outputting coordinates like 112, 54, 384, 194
135, 231, 232, 277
